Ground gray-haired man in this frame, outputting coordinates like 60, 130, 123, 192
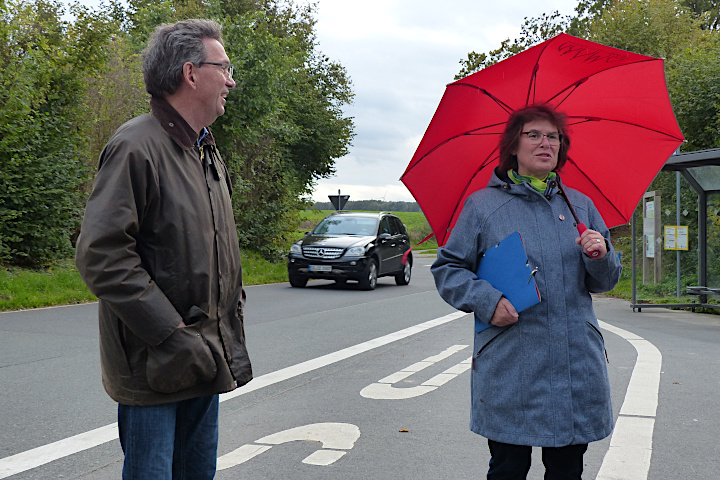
76, 19, 252, 479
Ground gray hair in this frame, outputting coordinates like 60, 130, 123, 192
142, 19, 224, 98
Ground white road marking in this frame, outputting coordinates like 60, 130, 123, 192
360, 345, 470, 399
217, 423, 360, 470
0, 425, 118, 480
596, 321, 662, 480
219, 311, 467, 401
0, 311, 467, 478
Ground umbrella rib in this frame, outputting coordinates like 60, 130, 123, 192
563, 155, 625, 221
402, 123, 505, 176
445, 148, 500, 236
450, 83, 514, 113
567, 116, 684, 141
548, 81, 584, 109
546, 57, 663, 108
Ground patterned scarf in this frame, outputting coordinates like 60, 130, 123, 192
508, 170, 557, 194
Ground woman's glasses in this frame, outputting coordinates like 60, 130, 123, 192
521, 130, 562, 146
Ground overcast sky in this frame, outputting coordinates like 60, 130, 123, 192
311, 0, 579, 202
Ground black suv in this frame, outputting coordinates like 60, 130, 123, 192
287, 211, 413, 290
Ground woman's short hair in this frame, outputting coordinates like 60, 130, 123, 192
497, 104, 571, 175
142, 19, 224, 98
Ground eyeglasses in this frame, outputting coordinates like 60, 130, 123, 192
521, 130, 563, 146
198, 62, 234, 78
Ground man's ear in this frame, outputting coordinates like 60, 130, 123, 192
181, 62, 198, 89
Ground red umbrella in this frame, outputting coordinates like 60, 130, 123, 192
401, 33, 685, 247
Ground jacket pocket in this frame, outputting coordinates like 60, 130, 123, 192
146, 323, 218, 393
586, 321, 609, 363
474, 324, 514, 364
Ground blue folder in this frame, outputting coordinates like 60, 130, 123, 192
475, 231, 541, 333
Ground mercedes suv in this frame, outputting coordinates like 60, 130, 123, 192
287, 211, 413, 290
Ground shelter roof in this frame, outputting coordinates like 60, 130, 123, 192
662, 148, 720, 193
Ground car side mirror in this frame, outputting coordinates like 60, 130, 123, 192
304, 232, 310, 236
378, 233, 391, 241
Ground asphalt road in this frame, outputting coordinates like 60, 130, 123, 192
1, 255, 719, 479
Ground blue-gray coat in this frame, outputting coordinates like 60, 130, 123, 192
431, 170, 622, 447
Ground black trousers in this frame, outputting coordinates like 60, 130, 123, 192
486, 440, 588, 480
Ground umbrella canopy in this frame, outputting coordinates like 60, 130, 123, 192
401, 33, 685, 247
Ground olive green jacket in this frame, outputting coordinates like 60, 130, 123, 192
76, 97, 252, 405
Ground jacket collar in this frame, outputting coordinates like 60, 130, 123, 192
489, 167, 560, 198
150, 96, 216, 150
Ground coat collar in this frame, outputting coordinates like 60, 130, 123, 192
488, 167, 560, 199
149, 96, 216, 151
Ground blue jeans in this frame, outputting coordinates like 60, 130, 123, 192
118, 395, 219, 480
487, 440, 588, 480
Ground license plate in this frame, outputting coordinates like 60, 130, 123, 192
309, 265, 332, 272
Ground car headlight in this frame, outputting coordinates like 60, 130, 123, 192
345, 246, 366, 256
290, 244, 302, 254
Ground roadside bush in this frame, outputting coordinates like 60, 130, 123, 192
0, 1, 114, 266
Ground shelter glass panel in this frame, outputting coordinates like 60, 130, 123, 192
687, 166, 720, 192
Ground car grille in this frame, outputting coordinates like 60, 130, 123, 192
302, 246, 344, 259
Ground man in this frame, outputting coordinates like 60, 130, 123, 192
75, 19, 252, 479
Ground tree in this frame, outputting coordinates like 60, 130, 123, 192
95, 0, 354, 259
681, 0, 720, 29
566, 0, 616, 37
0, 0, 114, 265
455, 0, 716, 75
210, 0, 354, 258
0, 0, 354, 264
456, 11, 570, 79
81, 30, 147, 174
586, 0, 699, 59
667, 34, 720, 151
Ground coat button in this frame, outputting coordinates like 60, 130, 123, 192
559, 214, 565, 221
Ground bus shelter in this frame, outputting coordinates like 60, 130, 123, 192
631, 148, 720, 312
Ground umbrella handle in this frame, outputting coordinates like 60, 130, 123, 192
557, 181, 599, 259
576, 222, 600, 258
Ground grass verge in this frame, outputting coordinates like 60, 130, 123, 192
0, 260, 97, 311
0, 253, 290, 312
0, 208, 438, 312
2, 209, 715, 313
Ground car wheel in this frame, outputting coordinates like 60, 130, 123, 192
359, 258, 378, 290
289, 274, 308, 288
395, 257, 412, 285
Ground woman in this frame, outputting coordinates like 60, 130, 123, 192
431, 104, 622, 479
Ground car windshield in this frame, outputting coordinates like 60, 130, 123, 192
313, 216, 378, 236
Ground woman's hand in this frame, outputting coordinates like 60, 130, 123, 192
576, 228, 607, 259
490, 297, 519, 327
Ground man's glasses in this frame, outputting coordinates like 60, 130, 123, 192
198, 62, 234, 78
521, 130, 563, 146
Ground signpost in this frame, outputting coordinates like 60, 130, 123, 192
328, 189, 349, 212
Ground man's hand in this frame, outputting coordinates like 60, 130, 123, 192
490, 297, 519, 327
